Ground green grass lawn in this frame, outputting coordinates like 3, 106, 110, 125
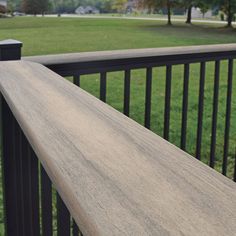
1, 17, 236, 55
0, 16, 236, 234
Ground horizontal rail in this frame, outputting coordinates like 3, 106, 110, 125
23, 44, 236, 76
0, 61, 236, 235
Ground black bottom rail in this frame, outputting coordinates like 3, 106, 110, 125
1, 96, 83, 236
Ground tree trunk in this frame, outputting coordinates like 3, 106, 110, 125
186, 5, 192, 24
227, 14, 233, 27
167, 0, 171, 25
227, 0, 233, 27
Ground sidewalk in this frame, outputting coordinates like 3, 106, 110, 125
44, 14, 236, 25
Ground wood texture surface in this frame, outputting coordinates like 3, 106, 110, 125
0, 61, 235, 236
23, 44, 236, 65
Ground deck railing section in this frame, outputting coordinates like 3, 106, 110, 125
24, 44, 236, 179
0, 40, 82, 236
0, 60, 235, 236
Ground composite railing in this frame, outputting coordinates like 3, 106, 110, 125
24, 43, 236, 179
0, 60, 235, 236
0, 40, 235, 236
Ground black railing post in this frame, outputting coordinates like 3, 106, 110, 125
0, 39, 22, 61
1, 40, 41, 236
0, 39, 23, 236
1, 98, 20, 236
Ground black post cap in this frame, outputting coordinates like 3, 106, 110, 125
0, 39, 22, 61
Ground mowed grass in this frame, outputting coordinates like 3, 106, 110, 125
1, 17, 236, 174
0, 16, 236, 233
1, 17, 236, 54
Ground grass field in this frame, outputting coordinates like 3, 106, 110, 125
0, 16, 236, 234
0, 17, 236, 55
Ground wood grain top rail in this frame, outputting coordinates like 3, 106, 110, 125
0, 61, 235, 236
22, 44, 236, 76
23, 44, 236, 65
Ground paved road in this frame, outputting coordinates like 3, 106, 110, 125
44, 14, 236, 25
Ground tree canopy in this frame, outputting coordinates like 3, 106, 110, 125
22, 0, 49, 14
216, 0, 236, 26
48, 0, 114, 13
138, 0, 180, 25
6, 0, 236, 27
137, 0, 236, 26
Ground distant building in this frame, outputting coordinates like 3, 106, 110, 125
75, 6, 85, 14
0, 0, 7, 13
126, 0, 139, 13
75, 6, 100, 15
0, 0, 6, 7
191, 7, 213, 18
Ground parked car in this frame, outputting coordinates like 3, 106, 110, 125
13, 12, 26, 16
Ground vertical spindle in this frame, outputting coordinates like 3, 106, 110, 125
210, 60, 220, 168
181, 64, 190, 151
196, 62, 206, 160
222, 59, 233, 175
145, 67, 153, 129
123, 70, 131, 116
164, 65, 172, 140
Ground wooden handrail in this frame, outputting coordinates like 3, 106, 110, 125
22, 44, 236, 76
23, 44, 236, 65
0, 61, 235, 236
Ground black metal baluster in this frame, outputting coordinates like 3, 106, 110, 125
100, 72, 107, 102
29, 148, 40, 235
196, 62, 206, 160
123, 70, 131, 116
234, 148, 236, 182
145, 67, 153, 129
222, 59, 233, 175
1, 97, 20, 236
73, 220, 83, 236
21, 132, 31, 236
57, 193, 71, 236
41, 166, 53, 236
21, 132, 40, 236
164, 65, 172, 140
181, 64, 190, 151
74, 74, 81, 87
73, 219, 79, 236
210, 60, 220, 169
14, 120, 25, 236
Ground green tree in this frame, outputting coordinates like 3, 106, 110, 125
38, 0, 49, 15
138, 0, 180, 25
0, 5, 6, 14
7, 0, 14, 14
49, 0, 114, 13
112, 0, 127, 13
0, 0, 7, 14
22, 0, 39, 14
179, 0, 212, 24
22, 0, 49, 15
51, 0, 76, 14
97, 0, 113, 13
198, 1, 211, 18
217, 0, 236, 27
